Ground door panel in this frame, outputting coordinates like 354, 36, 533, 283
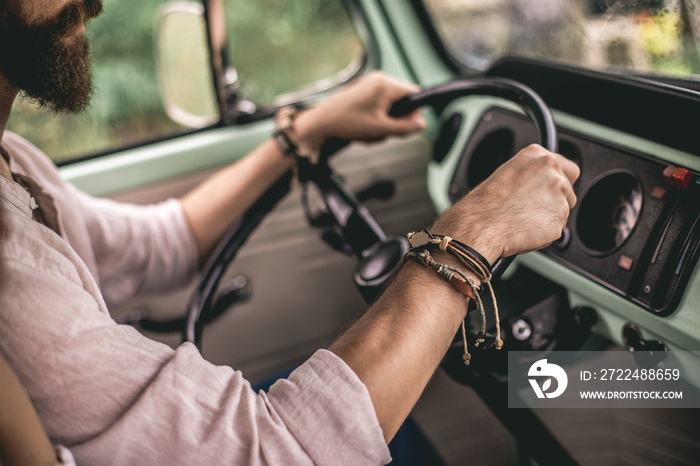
109, 135, 435, 382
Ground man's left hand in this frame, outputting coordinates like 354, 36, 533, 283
294, 72, 427, 151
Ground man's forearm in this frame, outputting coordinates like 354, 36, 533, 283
179, 104, 340, 260
180, 139, 295, 259
330, 261, 471, 442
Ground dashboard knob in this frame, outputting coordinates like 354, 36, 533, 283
512, 319, 532, 341
622, 323, 667, 368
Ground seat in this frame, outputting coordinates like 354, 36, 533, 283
0, 353, 61, 466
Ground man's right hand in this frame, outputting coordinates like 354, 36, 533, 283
432, 144, 580, 266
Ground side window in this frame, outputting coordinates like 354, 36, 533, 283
6, 0, 364, 164
222, 0, 364, 107
6, 0, 214, 164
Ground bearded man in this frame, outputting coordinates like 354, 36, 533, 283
0, 1, 578, 464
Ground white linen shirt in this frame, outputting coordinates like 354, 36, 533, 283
0, 132, 390, 465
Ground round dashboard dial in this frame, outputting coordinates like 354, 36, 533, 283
576, 170, 643, 256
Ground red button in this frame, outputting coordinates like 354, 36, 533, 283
672, 167, 692, 189
663, 165, 676, 186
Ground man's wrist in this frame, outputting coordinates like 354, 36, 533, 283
429, 221, 503, 268
293, 107, 327, 153
398, 260, 473, 321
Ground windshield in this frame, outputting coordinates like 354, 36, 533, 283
421, 0, 700, 82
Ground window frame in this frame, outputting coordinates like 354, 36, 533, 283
407, 0, 476, 76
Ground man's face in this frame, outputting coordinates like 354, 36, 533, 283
0, 0, 103, 113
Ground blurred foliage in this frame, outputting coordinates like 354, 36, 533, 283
224, 0, 361, 105
8, 0, 182, 162
7, 0, 361, 163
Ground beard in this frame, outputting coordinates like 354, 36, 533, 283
0, 0, 103, 113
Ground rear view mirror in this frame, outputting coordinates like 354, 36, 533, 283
155, 1, 219, 128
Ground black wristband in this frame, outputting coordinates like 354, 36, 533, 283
407, 229, 493, 274
273, 127, 298, 159
435, 234, 493, 273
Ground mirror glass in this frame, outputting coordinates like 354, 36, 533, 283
156, 1, 219, 127
211, 0, 365, 109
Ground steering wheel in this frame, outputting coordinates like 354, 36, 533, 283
181, 76, 577, 465
183, 76, 558, 348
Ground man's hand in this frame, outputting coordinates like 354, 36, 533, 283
294, 71, 427, 150
433, 144, 580, 265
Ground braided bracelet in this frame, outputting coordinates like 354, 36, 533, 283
272, 106, 320, 165
406, 229, 504, 364
407, 229, 492, 277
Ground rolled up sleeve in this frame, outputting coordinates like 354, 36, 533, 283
267, 350, 391, 465
68, 185, 199, 308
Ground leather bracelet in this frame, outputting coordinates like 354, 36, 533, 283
407, 229, 492, 277
404, 249, 479, 301
272, 106, 320, 165
404, 248, 486, 365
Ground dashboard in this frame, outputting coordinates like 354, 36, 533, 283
427, 58, 700, 353
447, 106, 699, 317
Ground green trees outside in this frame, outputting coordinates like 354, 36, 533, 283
7, 0, 360, 163
8, 0, 180, 162
224, 0, 360, 105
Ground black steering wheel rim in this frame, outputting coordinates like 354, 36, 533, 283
390, 77, 558, 278
390, 77, 557, 153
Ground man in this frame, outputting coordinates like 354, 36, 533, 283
0, 0, 579, 464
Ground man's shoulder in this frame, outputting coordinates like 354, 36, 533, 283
3, 130, 55, 165
3, 131, 47, 158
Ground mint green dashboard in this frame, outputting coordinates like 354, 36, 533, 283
427, 94, 700, 354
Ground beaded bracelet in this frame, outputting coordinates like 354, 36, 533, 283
272, 106, 320, 165
406, 229, 504, 365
